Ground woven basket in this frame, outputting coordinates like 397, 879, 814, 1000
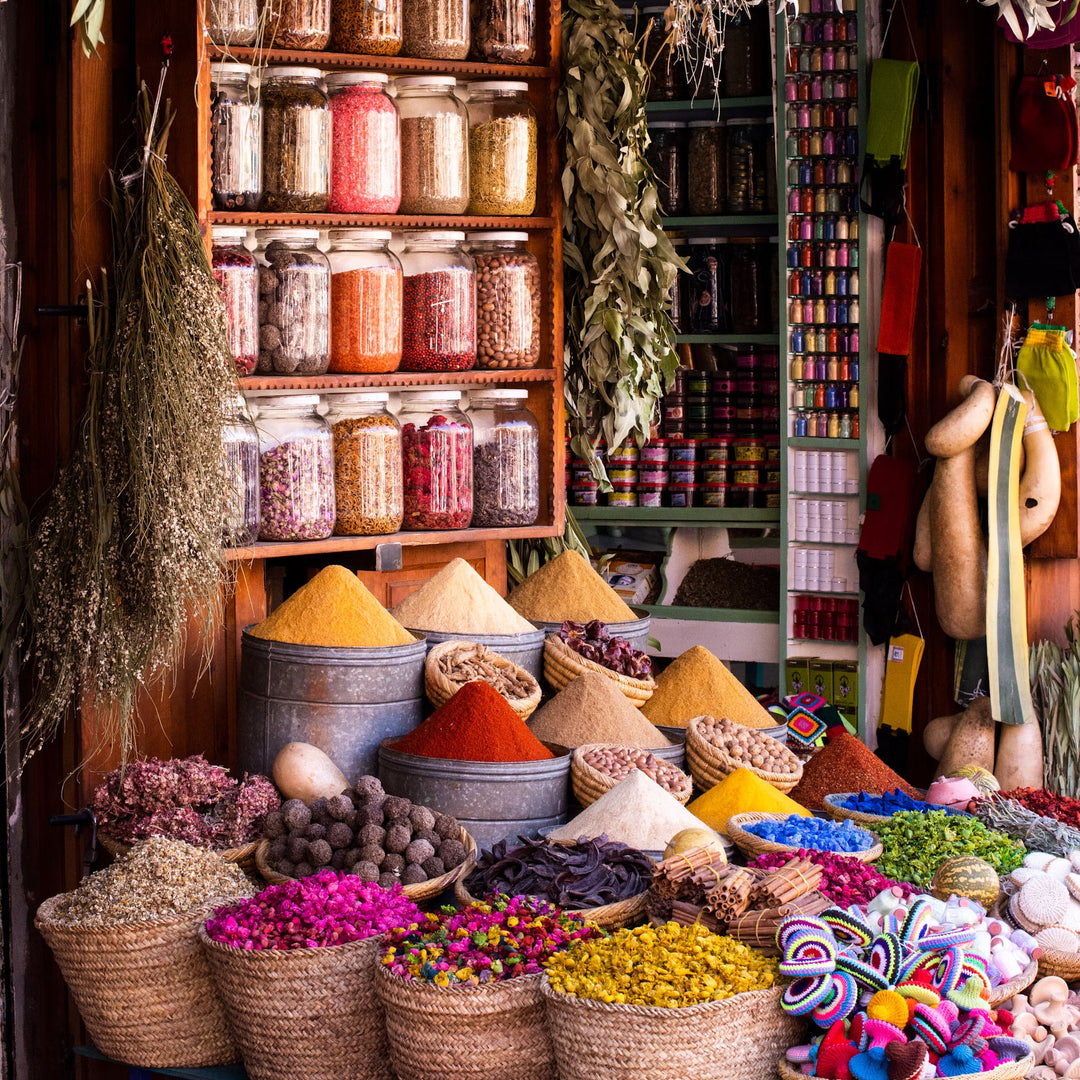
777, 1054, 1034, 1080
987, 957, 1038, 1007
542, 977, 801, 1080
35, 895, 238, 1068
543, 635, 656, 704
376, 964, 556, 1080
424, 640, 542, 720
570, 744, 692, 808
821, 793, 894, 825
993, 898, 1080, 981
725, 812, 883, 863
99, 834, 259, 875
684, 715, 803, 794
254, 826, 478, 902
200, 927, 391, 1080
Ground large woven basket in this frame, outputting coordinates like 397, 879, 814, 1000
254, 826, 478, 902
543, 634, 656, 704
424, 640, 542, 720
822, 793, 966, 826
200, 927, 391, 1080
376, 964, 556, 1080
684, 715, 803, 794
725, 812, 883, 863
987, 957, 1038, 1007
777, 1054, 1034, 1080
542, 977, 801, 1080
35, 895, 239, 1068
571, 744, 692, 808
99, 834, 259, 874
993, 898, 1080, 981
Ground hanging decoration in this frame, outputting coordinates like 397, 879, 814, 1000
979, 0, 1070, 40
71, 0, 108, 57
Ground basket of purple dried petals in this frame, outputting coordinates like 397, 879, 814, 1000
543, 623, 656, 705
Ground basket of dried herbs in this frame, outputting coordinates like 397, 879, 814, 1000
425, 640, 541, 719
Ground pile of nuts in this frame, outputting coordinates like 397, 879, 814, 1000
696, 714, 800, 775
580, 745, 691, 799
433, 642, 538, 701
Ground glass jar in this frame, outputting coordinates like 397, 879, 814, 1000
746, 118, 771, 213
400, 231, 476, 371
729, 239, 769, 333
687, 237, 730, 333
395, 76, 469, 214
467, 232, 540, 369
211, 225, 258, 376
726, 118, 762, 214
687, 120, 724, 216
403, 0, 470, 59
210, 62, 261, 211
642, 6, 686, 101
327, 73, 400, 213
264, 0, 331, 48
261, 67, 330, 212
720, 6, 770, 97
207, 0, 258, 45
646, 122, 687, 216
468, 389, 539, 527
331, 0, 402, 54
471, 0, 535, 63
669, 238, 690, 332
399, 391, 473, 530
255, 228, 331, 375
327, 229, 402, 374
466, 81, 537, 216
252, 395, 335, 541
326, 392, 403, 535
222, 393, 260, 547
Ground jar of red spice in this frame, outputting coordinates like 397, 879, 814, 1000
399, 232, 476, 372
399, 391, 473, 530
327, 229, 402, 374
331, 0, 403, 54
211, 225, 258, 376
326, 73, 400, 214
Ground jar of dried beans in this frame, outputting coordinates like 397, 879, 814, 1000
260, 67, 331, 213
264, 0, 331, 49
471, 0, 535, 63
403, 0, 469, 60
207, 0, 258, 45
222, 393, 260, 547
255, 228, 331, 375
399, 231, 476, 372
466, 81, 537, 216
252, 394, 335, 541
326, 73, 399, 214
326, 392, 403, 535
468, 389, 539, 527
327, 229, 402, 373
395, 76, 468, 214
331, 0, 403, 54
687, 120, 724, 216
399, 391, 473, 530
211, 225, 258, 376
466, 231, 540, 370
210, 62, 261, 211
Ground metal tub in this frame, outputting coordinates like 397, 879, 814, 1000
653, 725, 688, 769
406, 626, 545, 681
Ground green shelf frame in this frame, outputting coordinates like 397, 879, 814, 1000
568, 506, 780, 527
645, 95, 773, 115
662, 214, 777, 229
788, 437, 861, 450
675, 333, 780, 346
640, 604, 780, 624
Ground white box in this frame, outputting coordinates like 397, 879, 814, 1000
806, 452, 820, 492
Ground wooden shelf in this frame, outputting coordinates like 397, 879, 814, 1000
239, 368, 557, 391
209, 211, 556, 230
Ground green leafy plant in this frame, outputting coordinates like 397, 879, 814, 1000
506, 509, 594, 586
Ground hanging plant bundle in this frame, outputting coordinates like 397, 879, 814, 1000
19, 81, 236, 763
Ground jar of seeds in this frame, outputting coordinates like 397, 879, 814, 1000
466, 231, 540, 370
326, 392, 403, 536
687, 120, 723, 216
403, 0, 470, 59
255, 228, 331, 375
466, 82, 537, 216
222, 393, 260, 547
468, 389, 539, 527
264, 0, 331, 49
471, 0, 535, 63
207, 0, 258, 48
211, 225, 258, 375
395, 76, 468, 214
209, 62, 261, 211
331, 0, 403, 54
260, 67, 330, 213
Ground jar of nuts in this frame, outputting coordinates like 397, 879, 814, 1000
465, 232, 540, 370
325, 392, 403, 536
467, 388, 538, 528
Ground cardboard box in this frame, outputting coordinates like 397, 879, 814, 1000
808, 660, 834, 705
598, 556, 660, 606
785, 657, 811, 699
832, 661, 859, 712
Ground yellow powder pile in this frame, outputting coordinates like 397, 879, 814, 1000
390, 558, 536, 635
642, 646, 775, 729
249, 565, 415, 648
687, 769, 810, 834
507, 550, 637, 624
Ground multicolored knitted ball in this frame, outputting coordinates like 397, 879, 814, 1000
811, 971, 860, 1028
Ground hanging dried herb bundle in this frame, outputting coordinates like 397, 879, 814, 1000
18, 81, 236, 764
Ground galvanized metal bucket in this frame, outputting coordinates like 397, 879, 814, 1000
378, 741, 572, 850
405, 627, 545, 681
528, 608, 651, 651
652, 726, 687, 769
238, 631, 428, 781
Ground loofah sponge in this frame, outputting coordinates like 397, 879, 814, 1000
1036, 925, 1080, 954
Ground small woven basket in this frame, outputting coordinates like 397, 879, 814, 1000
35, 895, 239, 1068
98, 834, 259, 875
821, 793, 894, 825
684, 715, 803, 794
542, 978, 801, 1080
424, 640, 542, 720
987, 957, 1038, 1007
200, 928, 391, 1080
570, 744, 692, 808
543, 634, 656, 704
725, 812, 883, 863
777, 1054, 1034, 1080
376, 965, 556, 1080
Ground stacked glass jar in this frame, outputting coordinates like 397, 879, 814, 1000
467, 232, 540, 369
211, 226, 258, 375
261, 67, 331, 213
327, 72, 400, 214
400, 391, 473, 530
209, 62, 260, 211
469, 389, 539, 527
222, 393, 260, 547
466, 82, 537, 216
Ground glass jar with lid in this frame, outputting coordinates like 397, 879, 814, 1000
264, 0, 331, 49
669, 237, 690, 332
403, 0, 470, 59
211, 225, 258, 376
466, 82, 537, 216
207, 0, 258, 45
326, 392, 403, 535
252, 394, 335, 541
745, 118, 771, 213
687, 237, 730, 333
399, 231, 476, 372
399, 391, 473, 530
471, 0, 535, 63
327, 73, 400, 214
327, 230, 402, 374
260, 68, 330, 213
255, 228, 331, 375
725, 118, 765, 214
395, 76, 469, 214
468, 389, 539, 527
646, 122, 687, 216
222, 393, 260, 547
641, 6, 686, 101
729, 239, 769, 333
467, 232, 540, 370
331, 0, 402, 54
720, 6, 770, 97
210, 62, 261, 211
687, 120, 724, 215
